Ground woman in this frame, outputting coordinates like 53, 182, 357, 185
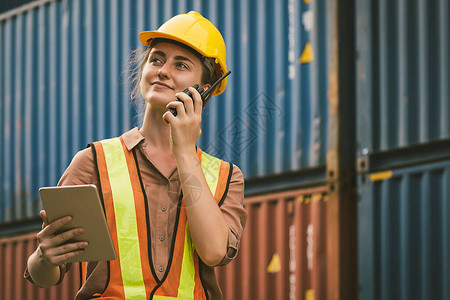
25, 11, 246, 300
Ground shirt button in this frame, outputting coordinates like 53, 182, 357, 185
159, 236, 165, 242
161, 207, 167, 212
159, 267, 164, 272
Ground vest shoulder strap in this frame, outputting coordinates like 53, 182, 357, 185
197, 148, 233, 205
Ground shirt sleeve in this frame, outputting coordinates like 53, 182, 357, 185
217, 164, 247, 266
58, 147, 98, 187
24, 147, 97, 285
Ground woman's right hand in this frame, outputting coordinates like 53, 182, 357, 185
36, 210, 88, 267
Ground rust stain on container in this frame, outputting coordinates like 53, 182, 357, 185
216, 187, 329, 300
0, 232, 80, 300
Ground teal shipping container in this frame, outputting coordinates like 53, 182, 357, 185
357, 0, 450, 299
0, 0, 329, 226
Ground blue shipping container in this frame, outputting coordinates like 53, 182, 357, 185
356, 0, 450, 154
358, 160, 450, 300
357, 0, 450, 299
0, 0, 329, 224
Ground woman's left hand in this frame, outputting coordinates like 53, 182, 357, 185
163, 87, 203, 155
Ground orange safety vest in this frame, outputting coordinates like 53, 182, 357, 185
82, 136, 232, 299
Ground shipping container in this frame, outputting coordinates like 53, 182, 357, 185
2, 188, 332, 300
0, 0, 360, 299
216, 187, 329, 300
0, 0, 329, 225
0, 0, 42, 15
356, 0, 450, 299
358, 159, 450, 300
0, 232, 81, 299
356, 0, 450, 154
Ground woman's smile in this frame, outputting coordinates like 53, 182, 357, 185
151, 80, 173, 90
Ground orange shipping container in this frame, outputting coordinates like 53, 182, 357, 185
1, 187, 329, 300
216, 187, 329, 300
0, 232, 81, 300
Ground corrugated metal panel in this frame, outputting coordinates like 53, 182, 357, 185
0, 232, 81, 299
358, 160, 450, 300
0, 0, 329, 224
356, 0, 450, 153
215, 187, 329, 300
357, 1, 450, 297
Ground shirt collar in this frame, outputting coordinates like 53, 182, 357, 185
121, 127, 145, 151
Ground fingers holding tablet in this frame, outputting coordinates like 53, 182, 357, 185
36, 214, 89, 266
39, 185, 116, 263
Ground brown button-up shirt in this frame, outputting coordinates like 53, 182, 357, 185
26, 128, 247, 300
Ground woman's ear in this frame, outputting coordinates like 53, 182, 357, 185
201, 83, 211, 92
201, 83, 212, 100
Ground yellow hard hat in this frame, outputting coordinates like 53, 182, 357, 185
139, 11, 228, 96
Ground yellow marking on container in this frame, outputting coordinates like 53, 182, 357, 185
300, 42, 314, 63
304, 0, 312, 3
306, 289, 314, 300
369, 170, 393, 182
304, 195, 312, 204
312, 193, 322, 202
298, 195, 304, 203
266, 253, 281, 273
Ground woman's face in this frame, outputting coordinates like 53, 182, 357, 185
140, 42, 205, 109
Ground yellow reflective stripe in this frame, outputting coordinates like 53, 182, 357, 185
171, 152, 221, 299
102, 138, 146, 300
177, 222, 196, 299
153, 152, 222, 299
200, 151, 221, 195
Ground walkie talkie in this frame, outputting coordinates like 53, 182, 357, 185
169, 70, 231, 116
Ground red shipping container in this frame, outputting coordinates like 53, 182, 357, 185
1, 186, 329, 300
0, 232, 81, 300
216, 186, 329, 300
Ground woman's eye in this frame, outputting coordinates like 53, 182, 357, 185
176, 62, 189, 69
150, 57, 163, 65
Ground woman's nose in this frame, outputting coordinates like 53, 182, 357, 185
157, 64, 170, 79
